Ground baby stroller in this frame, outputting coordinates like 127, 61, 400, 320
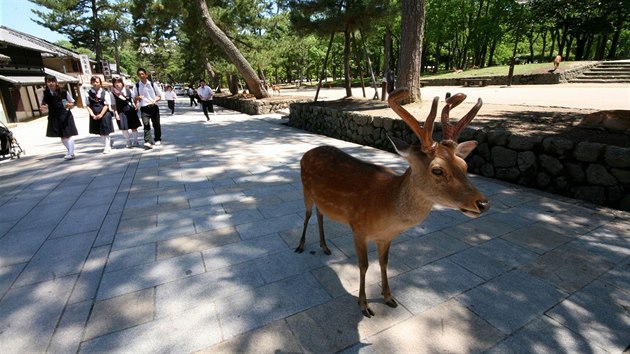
0, 121, 24, 159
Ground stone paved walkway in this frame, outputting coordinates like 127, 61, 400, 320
0, 96, 629, 353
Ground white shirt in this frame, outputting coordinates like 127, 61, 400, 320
164, 91, 177, 100
133, 80, 162, 107
197, 85, 213, 101
88, 88, 111, 106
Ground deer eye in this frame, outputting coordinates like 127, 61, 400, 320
431, 167, 444, 176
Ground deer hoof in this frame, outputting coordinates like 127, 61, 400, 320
385, 299, 398, 308
361, 307, 375, 318
294, 246, 304, 253
323, 248, 332, 256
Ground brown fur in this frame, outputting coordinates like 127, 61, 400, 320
271, 85, 280, 95
576, 110, 630, 134
295, 89, 489, 317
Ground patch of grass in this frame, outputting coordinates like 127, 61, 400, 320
422, 61, 598, 79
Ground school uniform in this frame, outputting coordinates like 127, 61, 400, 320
87, 88, 114, 136
133, 80, 162, 144
42, 89, 78, 138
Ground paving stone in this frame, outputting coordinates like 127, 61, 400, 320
569, 239, 630, 264
195, 319, 303, 354
485, 317, 608, 354
157, 226, 241, 260
254, 247, 328, 283
390, 258, 484, 314
14, 231, 96, 287
0, 226, 51, 268
93, 212, 121, 246
450, 238, 538, 280
398, 211, 462, 237
457, 270, 567, 334
155, 261, 265, 318
79, 302, 221, 353
84, 288, 155, 340
599, 258, 630, 292
194, 208, 266, 234
0, 263, 25, 299
10, 201, 72, 232
286, 288, 412, 353
0, 275, 76, 352
215, 273, 331, 339
69, 244, 110, 304
97, 252, 205, 300
444, 213, 516, 240
365, 299, 504, 353
501, 224, 573, 254
50, 205, 109, 238
236, 213, 304, 239
580, 223, 630, 248
395, 230, 470, 269
201, 233, 288, 272
546, 280, 630, 353
47, 300, 93, 354
522, 244, 615, 293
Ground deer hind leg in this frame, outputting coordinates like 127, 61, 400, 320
295, 199, 313, 253
354, 234, 374, 317
377, 241, 397, 308
316, 208, 331, 255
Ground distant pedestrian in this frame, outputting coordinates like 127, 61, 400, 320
188, 86, 198, 107
133, 68, 162, 147
86, 76, 115, 154
553, 54, 562, 71
164, 85, 177, 115
111, 77, 142, 148
197, 79, 215, 121
40, 75, 78, 160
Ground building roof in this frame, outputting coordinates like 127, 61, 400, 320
0, 67, 79, 85
0, 26, 82, 59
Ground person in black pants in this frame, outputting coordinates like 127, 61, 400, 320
133, 68, 162, 147
188, 86, 198, 107
196, 79, 215, 121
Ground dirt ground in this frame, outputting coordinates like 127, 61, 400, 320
301, 97, 630, 147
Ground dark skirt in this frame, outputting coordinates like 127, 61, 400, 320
89, 111, 115, 135
46, 109, 78, 138
115, 108, 142, 130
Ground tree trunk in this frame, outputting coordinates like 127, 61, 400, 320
396, 0, 425, 103
344, 26, 352, 97
91, 0, 102, 63
195, 0, 268, 98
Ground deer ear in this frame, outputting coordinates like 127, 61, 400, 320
387, 134, 411, 157
455, 140, 478, 158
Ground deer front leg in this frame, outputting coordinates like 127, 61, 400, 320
316, 209, 331, 255
377, 241, 397, 308
295, 207, 312, 253
354, 235, 374, 317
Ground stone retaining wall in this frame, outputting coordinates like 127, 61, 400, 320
422, 63, 599, 86
288, 103, 630, 211
213, 94, 312, 115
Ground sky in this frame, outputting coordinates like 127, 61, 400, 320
1, 0, 68, 43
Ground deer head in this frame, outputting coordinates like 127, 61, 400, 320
387, 88, 488, 217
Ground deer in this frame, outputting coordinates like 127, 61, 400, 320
271, 84, 281, 95
295, 88, 489, 317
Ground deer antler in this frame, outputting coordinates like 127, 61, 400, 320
388, 88, 439, 152
440, 93, 483, 141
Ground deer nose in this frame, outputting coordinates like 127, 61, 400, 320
476, 199, 490, 213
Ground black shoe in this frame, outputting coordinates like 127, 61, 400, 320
206, 117, 210, 121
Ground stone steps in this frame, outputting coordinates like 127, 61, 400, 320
570, 60, 630, 83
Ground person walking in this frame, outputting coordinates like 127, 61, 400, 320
133, 68, 162, 147
111, 77, 142, 148
86, 76, 115, 154
39, 75, 78, 160
188, 85, 198, 107
197, 79, 215, 121
164, 85, 177, 115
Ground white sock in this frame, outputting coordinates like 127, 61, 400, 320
61, 138, 69, 151
103, 135, 110, 149
67, 137, 75, 155
122, 130, 129, 140
132, 131, 138, 142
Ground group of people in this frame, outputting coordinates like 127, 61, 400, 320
40, 70, 216, 160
